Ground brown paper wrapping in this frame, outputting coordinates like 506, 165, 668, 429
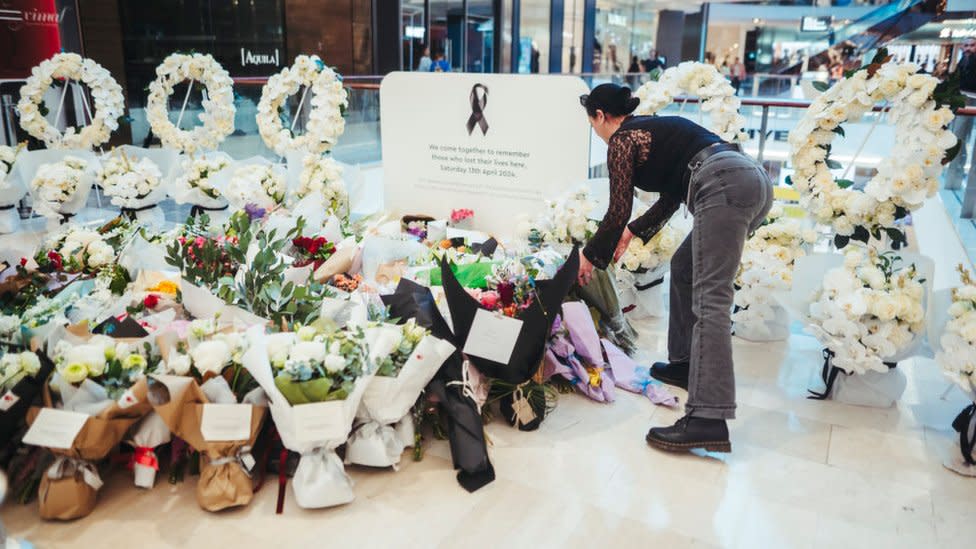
374, 260, 406, 287
151, 378, 266, 512
26, 378, 151, 520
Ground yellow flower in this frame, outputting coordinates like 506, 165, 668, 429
61, 362, 89, 384
147, 280, 179, 295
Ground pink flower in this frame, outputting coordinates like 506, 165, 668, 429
451, 208, 474, 224
479, 290, 501, 310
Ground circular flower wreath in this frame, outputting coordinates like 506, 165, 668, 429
788, 50, 962, 249
257, 55, 348, 157
17, 53, 125, 150
634, 61, 747, 142
146, 53, 236, 154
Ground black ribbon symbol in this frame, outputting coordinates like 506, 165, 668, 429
466, 84, 489, 136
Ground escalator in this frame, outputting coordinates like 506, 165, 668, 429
776, 0, 944, 75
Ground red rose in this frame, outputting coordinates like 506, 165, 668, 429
19, 257, 27, 266
497, 282, 515, 306
144, 294, 160, 309
47, 250, 63, 271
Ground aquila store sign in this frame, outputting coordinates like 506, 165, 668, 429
240, 47, 280, 67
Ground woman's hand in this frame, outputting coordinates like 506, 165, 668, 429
614, 227, 635, 263
578, 249, 594, 286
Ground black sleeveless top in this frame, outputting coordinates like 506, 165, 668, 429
582, 116, 722, 269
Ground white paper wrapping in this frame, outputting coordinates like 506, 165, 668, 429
829, 367, 908, 408
735, 305, 791, 342
346, 332, 455, 468
360, 236, 428, 286
103, 146, 178, 222
118, 233, 171, 278
179, 279, 268, 329
127, 411, 171, 488
0, 207, 20, 235
15, 149, 98, 222
242, 326, 378, 509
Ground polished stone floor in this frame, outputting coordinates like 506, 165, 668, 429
2, 314, 973, 549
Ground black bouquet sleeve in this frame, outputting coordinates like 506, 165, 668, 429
0, 348, 55, 452
381, 279, 496, 492
439, 249, 579, 384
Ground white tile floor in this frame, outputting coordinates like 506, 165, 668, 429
2, 316, 973, 549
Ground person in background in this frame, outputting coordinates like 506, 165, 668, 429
431, 50, 451, 72
628, 56, 642, 88
628, 56, 641, 74
947, 37, 976, 190
719, 60, 731, 78
417, 46, 432, 72
731, 57, 746, 95
531, 42, 541, 74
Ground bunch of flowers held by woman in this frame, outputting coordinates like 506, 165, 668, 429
467, 259, 537, 318
52, 335, 158, 399
617, 222, 683, 273
173, 154, 229, 200
0, 351, 42, 390
522, 187, 599, 247
733, 204, 818, 326
808, 248, 926, 375
266, 325, 370, 405
30, 156, 90, 209
34, 219, 131, 275
97, 151, 163, 207
937, 265, 976, 395
226, 164, 286, 209
788, 50, 962, 248
295, 154, 347, 217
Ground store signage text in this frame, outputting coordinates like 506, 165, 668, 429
607, 13, 627, 27
0, 6, 62, 28
240, 48, 280, 67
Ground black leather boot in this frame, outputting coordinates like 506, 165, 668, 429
645, 414, 731, 453
650, 361, 689, 390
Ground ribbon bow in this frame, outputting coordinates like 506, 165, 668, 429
208, 445, 255, 477
48, 456, 103, 490
466, 84, 489, 136
131, 446, 159, 471
190, 204, 229, 218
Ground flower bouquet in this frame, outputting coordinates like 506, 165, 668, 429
0, 348, 54, 451
23, 328, 156, 520
615, 221, 684, 319
170, 152, 233, 222
602, 338, 678, 407
932, 266, 976, 475
544, 302, 615, 402
783, 248, 933, 407
243, 324, 378, 510
286, 151, 348, 220
380, 278, 495, 492
346, 320, 455, 468
149, 322, 267, 512
212, 157, 287, 212
733, 206, 817, 341
0, 144, 25, 234
450, 208, 474, 229
16, 149, 98, 227
97, 146, 177, 226
440, 250, 578, 431
33, 219, 132, 278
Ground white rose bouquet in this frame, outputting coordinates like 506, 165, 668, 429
0, 351, 42, 392
346, 321, 455, 468
212, 158, 287, 211
150, 322, 267, 512
937, 266, 976, 399
615, 219, 685, 319
522, 186, 599, 248
24, 326, 154, 520
243, 324, 383, 509
170, 152, 232, 217
34, 223, 128, 275
807, 248, 927, 376
25, 152, 96, 223
733, 205, 818, 340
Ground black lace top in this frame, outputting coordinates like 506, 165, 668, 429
582, 116, 722, 269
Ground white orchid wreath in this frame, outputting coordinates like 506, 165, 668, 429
634, 61, 747, 142
787, 49, 962, 249
17, 53, 125, 150
257, 55, 348, 157
146, 53, 236, 154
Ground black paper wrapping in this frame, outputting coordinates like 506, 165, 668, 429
0, 348, 55, 452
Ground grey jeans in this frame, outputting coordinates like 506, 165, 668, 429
668, 151, 773, 420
